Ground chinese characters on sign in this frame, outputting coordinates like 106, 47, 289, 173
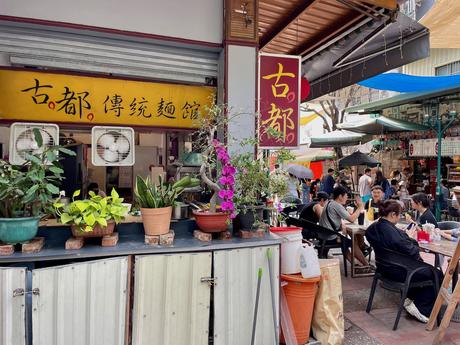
0, 70, 215, 129
258, 54, 301, 148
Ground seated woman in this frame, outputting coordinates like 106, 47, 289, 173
366, 200, 443, 323
406, 192, 438, 228
319, 186, 369, 268
299, 191, 329, 224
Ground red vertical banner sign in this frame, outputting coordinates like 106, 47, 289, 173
258, 54, 301, 148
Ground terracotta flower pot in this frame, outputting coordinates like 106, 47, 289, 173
141, 206, 172, 235
71, 221, 115, 238
193, 211, 229, 233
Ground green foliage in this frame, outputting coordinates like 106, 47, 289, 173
269, 170, 289, 199
53, 188, 127, 232
273, 148, 296, 165
232, 153, 270, 210
0, 131, 76, 218
135, 175, 200, 209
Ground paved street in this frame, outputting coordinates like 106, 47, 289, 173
341, 253, 460, 345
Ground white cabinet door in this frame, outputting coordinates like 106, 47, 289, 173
132, 252, 212, 345
0, 267, 26, 345
32, 257, 128, 345
213, 245, 280, 345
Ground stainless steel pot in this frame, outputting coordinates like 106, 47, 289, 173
173, 203, 190, 219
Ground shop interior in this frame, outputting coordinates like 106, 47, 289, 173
0, 125, 204, 204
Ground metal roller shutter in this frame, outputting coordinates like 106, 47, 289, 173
0, 21, 220, 85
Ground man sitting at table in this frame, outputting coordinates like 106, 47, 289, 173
366, 200, 444, 323
360, 185, 385, 223
319, 186, 369, 267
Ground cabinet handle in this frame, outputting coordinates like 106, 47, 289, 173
12, 288, 40, 297
200, 277, 217, 286
12, 288, 24, 297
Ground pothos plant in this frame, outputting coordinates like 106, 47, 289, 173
0, 129, 75, 218
54, 189, 128, 232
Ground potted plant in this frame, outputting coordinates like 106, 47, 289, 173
135, 175, 199, 235
53, 188, 128, 237
0, 130, 75, 244
192, 103, 238, 233
232, 153, 270, 231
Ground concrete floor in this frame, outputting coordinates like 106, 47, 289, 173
340, 252, 460, 345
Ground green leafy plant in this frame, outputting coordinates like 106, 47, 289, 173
53, 189, 128, 232
273, 148, 296, 165
135, 175, 200, 209
0, 129, 75, 218
269, 170, 289, 199
232, 153, 270, 212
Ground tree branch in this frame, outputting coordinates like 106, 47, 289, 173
310, 108, 332, 132
319, 100, 333, 118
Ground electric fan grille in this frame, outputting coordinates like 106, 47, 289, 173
9, 123, 59, 165
15, 128, 55, 159
91, 126, 135, 166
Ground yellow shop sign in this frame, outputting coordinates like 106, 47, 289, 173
0, 69, 215, 129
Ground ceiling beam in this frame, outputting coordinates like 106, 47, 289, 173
259, 0, 317, 49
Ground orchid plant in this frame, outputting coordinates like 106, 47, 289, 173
214, 140, 236, 217
194, 102, 240, 217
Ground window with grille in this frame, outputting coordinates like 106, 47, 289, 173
435, 60, 460, 76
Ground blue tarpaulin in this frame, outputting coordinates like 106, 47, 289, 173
358, 73, 460, 93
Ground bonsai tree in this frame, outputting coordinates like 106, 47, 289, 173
0, 129, 75, 218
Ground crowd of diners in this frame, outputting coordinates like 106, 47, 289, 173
290, 167, 460, 324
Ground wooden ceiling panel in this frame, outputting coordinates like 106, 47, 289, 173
258, 0, 390, 55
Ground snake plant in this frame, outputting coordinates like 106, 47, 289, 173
135, 175, 200, 209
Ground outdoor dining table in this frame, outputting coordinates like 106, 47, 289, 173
418, 239, 459, 289
344, 222, 374, 278
344, 221, 410, 278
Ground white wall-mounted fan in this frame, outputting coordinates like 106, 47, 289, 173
91, 126, 135, 166
9, 122, 59, 165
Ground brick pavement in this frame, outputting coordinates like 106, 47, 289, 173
340, 252, 460, 345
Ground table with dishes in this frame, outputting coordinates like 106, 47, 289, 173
343, 220, 458, 279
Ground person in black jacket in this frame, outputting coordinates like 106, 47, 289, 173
299, 192, 329, 224
366, 200, 443, 323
